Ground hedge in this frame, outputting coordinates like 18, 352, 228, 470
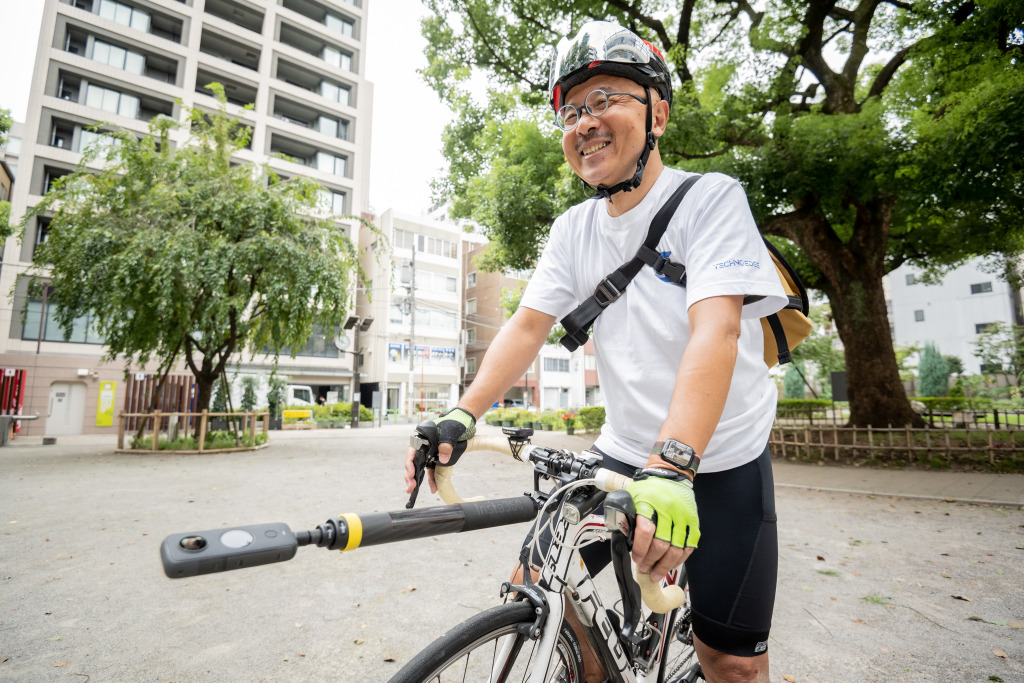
911, 397, 994, 411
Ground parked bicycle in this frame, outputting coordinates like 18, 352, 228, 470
160, 426, 703, 682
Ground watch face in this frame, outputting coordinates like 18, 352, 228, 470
662, 440, 696, 469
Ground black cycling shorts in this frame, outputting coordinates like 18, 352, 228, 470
520, 443, 778, 658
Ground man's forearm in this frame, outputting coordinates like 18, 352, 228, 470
458, 307, 555, 419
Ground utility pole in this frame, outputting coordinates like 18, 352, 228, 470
404, 249, 416, 420
343, 315, 373, 429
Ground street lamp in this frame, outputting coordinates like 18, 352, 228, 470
341, 315, 373, 428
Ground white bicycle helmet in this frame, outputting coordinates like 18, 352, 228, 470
548, 21, 674, 199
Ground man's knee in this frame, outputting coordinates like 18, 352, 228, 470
694, 635, 769, 683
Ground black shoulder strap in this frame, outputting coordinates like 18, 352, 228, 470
559, 175, 702, 351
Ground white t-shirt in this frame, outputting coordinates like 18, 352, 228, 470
521, 169, 788, 473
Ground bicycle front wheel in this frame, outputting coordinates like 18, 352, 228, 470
390, 600, 584, 683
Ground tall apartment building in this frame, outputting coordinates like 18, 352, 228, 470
461, 241, 599, 411
1, 0, 372, 435
356, 209, 466, 419
889, 257, 1024, 374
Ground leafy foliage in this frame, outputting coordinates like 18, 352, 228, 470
918, 343, 951, 397
783, 360, 807, 400
971, 321, 1024, 379
21, 86, 370, 428
240, 375, 258, 411
0, 107, 11, 240
420, 0, 1024, 427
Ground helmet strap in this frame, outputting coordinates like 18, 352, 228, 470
589, 86, 656, 201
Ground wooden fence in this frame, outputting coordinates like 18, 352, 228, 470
117, 409, 268, 453
770, 423, 1024, 469
122, 374, 198, 432
776, 406, 1024, 430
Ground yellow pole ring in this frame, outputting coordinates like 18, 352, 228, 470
339, 513, 362, 551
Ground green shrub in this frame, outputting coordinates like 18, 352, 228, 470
913, 397, 993, 411
578, 407, 606, 432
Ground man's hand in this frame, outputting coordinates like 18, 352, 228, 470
627, 475, 700, 582
402, 407, 477, 495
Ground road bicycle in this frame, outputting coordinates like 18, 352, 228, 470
160, 426, 704, 682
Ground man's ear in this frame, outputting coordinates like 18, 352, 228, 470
651, 97, 670, 138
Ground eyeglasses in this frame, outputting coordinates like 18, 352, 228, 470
555, 89, 647, 131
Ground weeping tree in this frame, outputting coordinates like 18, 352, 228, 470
22, 86, 370, 438
422, 0, 1023, 426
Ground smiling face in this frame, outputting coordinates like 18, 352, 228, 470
560, 74, 664, 192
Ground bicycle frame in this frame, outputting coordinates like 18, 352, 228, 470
517, 490, 681, 683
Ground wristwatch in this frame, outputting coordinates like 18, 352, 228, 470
653, 439, 700, 478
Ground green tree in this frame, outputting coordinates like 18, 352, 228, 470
21, 86, 370, 436
500, 282, 564, 345
240, 375, 258, 411
918, 343, 951, 397
0, 107, 11, 239
944, 354, 965, 377
790, 303, 844, 396
421, 0, 1024, 427
971, 321, 1024, 378
783, 360, 807, 399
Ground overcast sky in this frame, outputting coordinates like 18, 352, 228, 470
0, 0, 452, 216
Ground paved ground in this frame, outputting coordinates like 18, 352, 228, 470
1, 425, 1022, 682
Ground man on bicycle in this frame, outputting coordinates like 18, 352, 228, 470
405, 20, 785, 683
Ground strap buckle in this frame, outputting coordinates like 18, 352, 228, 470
595, 277, 624, 308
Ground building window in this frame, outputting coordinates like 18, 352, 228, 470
914, 310, 925, 322
970, 282, 993, 294
976, 322, 994, 333
319, 80, 351, 106
92, 39, 145, 74
544, 357, 570, 372
2, 136, 21, 155
22, 287, 104, 344
85, 84, 140, 118
466, 298, 476, 315
315, 151, 347, 177
393, 228, 415, 250
467, 328, 476, 343
317, 115, 349, 141
466, 356, 476, 374
317, 189, 346, 214
466, 272, 477, 288
98, 0, 150, 32
417, 234, 457, 258
322, 46, 353, 71
905, 273, 916, 285
325, 13, 354, 37
389, 305, 404, 324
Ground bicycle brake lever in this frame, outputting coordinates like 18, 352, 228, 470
405, 444, 435, 509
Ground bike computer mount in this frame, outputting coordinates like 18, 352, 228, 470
501, 426, 532, 461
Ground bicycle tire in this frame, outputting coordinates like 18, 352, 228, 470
390, 600, 585, 683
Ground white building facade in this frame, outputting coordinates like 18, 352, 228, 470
357, 209, 464, 419
1, 0, 372, 435
888, 257, 1023, 373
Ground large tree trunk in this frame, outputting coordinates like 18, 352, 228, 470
765, 195, 924, 428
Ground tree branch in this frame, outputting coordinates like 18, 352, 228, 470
459, 1, 540, 89
864, 45, 911, 100
603, 0, 672, 50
